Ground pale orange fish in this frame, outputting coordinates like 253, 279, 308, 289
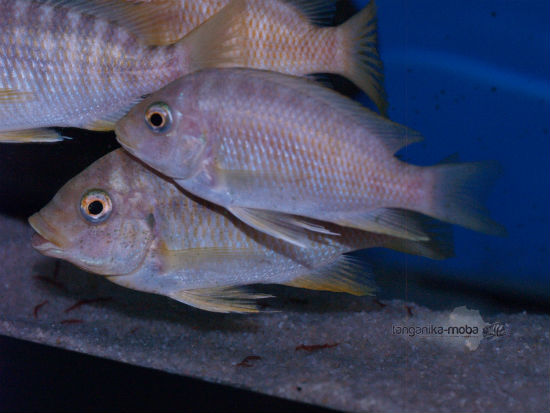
117, 0, 387, 114
116, 68, 506, 248
29, 149, 452, 313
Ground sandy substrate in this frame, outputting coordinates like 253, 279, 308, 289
0, 215, 548, 412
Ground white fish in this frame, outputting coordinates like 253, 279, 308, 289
29, 149, 453, 313
115, 68, 506, 248
0, 0, 241, 142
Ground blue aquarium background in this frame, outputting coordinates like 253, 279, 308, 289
350, 0, 549, 302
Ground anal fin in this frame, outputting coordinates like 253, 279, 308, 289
170, 286, 273, 313
228, 206, 338, 248
336, 208, 430, 241
284, 255, 376, 296
380, 212, 455, 260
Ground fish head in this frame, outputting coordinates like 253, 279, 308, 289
116, 91, 207, 181
29, 150, 156, 276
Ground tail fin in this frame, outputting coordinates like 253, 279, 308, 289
337, 0, 387, 115
426, 161, 506, 236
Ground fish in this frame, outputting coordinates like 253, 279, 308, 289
115, 68, 506, 248
28, 149, 453, 313
0, 0, 244, 142
113, 0, 387, 114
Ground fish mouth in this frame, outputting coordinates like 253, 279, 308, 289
114, 123, 136, 152
28, 213, 67, 256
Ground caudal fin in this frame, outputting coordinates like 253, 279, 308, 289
337, 0, 387, 115
427, 161, 506, 236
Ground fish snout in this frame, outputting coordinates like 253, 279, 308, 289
28, 213, 68, 253
114, 121, 136, 152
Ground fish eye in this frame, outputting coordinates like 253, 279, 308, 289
80, 189, 113, 224
145, 102, 172, 133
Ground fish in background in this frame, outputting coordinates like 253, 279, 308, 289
114, 0, 387, 114
28, 149, 453, 313
0, 0, 242, 142
116, 68, 506, 248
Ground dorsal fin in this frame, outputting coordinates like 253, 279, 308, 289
282, 0, 336, 25
231, 69, 423, 154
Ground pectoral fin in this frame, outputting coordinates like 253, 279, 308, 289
228, 206, 338, 248
335, 208, 431, 241
284, 254, 376, 296
170, 286, 273, 313
156, 244, 271, 273
0, 129, 66, 143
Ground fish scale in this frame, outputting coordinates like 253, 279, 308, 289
29, 149, 453, 312
210, 73, 409, 210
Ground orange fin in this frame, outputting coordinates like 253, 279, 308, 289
0, 129, 66, 143
284, 255, 376, 296
337, 0, 388, 115
170, 286, 273, 313
155, 244, 270, 273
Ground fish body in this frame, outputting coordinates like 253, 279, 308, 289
119, 0, 387, 114
29, 149, 451, 313
116, 68, 505, 247
0, 0, 238, 142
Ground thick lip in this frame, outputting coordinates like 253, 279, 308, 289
28, 213, 67, 254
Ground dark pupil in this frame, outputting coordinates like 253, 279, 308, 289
149, 112, 164, 128
88, 200, 104, 216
